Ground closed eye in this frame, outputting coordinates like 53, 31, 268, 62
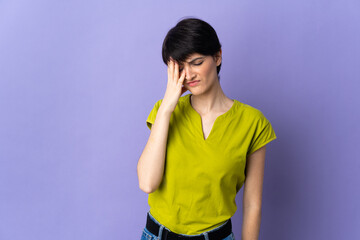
179, 62, 203, 72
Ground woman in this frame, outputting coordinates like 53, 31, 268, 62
137, 17, 277, 240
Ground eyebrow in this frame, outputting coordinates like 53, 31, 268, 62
184, 57, 205, 64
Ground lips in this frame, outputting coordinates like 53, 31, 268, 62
187, 80, 200, 87
187, 80, 200, 84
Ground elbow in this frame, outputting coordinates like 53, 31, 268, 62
243, 203, 262, 213
137, 173, 155, 193
139, 182, 151, 193
138, 172, 158, 193
139, 182, 157, 194
137, 162, 161, 194
137, 171, 161, 194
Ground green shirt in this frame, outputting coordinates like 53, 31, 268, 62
146, 93, 277, 235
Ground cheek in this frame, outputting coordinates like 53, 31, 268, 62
203, 63, 218, 78
201, 63, 214, 76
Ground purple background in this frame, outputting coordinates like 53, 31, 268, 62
0, 1, 359, 239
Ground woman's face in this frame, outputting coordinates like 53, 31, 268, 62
176, 51, 221, 94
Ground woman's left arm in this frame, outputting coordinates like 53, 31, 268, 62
241, 145, 267, 240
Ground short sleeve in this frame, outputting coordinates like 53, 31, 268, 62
146, 99, 162, 130
247, 112, 277, 156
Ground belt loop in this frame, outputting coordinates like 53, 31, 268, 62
203, 232, 209, 240
159, 225, 167, 240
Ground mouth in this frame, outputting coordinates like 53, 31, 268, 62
187, 80, 200, 87
186, 80, 200, 86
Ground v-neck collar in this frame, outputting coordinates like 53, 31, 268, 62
186, 94, 237, 142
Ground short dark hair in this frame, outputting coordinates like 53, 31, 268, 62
161, 17, 222, 80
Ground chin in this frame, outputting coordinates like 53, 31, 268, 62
188, 90, 198, 95
189, 87, 207, 96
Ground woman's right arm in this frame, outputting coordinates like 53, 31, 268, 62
137, 105, 172, 194
137, 59, 187, 194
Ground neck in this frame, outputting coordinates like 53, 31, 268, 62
190, 80, 231, 115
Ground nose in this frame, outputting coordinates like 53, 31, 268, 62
183, 65, 195, 81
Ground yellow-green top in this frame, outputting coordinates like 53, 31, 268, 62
145, 93, 277, 235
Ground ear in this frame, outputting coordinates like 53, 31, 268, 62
214, 49, 222, 66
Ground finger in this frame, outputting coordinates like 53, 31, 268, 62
167, 60, 171, 79
174, 61, 179, 82
178, 69, 186, 84
169, 59, 174, 81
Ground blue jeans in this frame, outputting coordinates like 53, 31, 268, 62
141, 212, 236, 240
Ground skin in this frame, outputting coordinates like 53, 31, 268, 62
242, 145, 266, 240
179, 50, 235, 141
137, 49, 266, 240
